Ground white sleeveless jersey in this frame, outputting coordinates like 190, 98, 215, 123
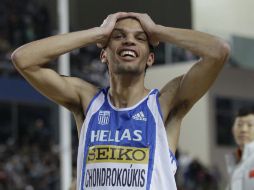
76, 88, 177, 190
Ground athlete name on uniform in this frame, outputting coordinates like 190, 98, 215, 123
84, 145, 149, 189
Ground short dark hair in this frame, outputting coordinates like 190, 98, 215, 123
236, 106, 254, 117
149, 44, 155, 53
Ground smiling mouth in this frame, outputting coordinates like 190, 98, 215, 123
118, 49, 138, 58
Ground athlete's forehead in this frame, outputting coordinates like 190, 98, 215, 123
114, 17, 145, 33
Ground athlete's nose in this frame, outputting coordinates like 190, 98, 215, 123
122, 34, 136, 46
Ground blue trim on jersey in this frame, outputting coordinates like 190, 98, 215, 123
80, 89, 105, 190
80, 136, 88, 189
154, 89, 178, 170
169, 149, 178, 167
145, 104, 156, 190
80, 113, 99, 189
155, 90, 164, 120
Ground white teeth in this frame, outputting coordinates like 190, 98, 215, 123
120, 50, 136, 57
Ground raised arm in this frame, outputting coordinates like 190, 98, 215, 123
157, 26, 230, 119
11, 12, 128, 113
128, 12, 230, 117
128, 12, 230, 151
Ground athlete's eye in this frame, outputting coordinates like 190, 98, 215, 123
112, 32, 124, 39
136, 34, 147, 41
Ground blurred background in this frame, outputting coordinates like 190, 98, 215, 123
0, 0, 254, 189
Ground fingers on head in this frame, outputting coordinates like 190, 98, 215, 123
97, 43, 103, 48
116, 12, 128, 17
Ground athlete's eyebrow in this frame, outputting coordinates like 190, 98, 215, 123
112, 28, 146, 35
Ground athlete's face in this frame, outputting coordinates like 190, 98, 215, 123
232, 114, 254, 149
101, 18, 154, 75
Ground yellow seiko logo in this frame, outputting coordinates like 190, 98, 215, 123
87, 145, 149, 164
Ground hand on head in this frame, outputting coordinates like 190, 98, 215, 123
97, 12, 128, 48
127, 12, 159, 47
97, 12, 159, 48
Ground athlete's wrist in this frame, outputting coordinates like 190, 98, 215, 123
92, 27, 111, 47
89, 27, 106, 43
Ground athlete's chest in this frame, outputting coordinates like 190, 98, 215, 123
86, 103, 156, 147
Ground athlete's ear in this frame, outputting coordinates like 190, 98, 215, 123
146, 52, 155, 67
100, 49, 108, 64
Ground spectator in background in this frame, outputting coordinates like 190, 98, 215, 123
225, 107, 254, 190
176, 151, 220, 190
0, 0, 51, 77
29, 118, 51, 148
0, 0, 50, 50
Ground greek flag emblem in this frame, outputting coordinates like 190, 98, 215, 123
98, 111, 110, 125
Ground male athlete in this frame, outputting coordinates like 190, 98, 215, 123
11, 12, 230, 190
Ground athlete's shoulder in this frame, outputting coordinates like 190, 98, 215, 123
62, 76, 99, 112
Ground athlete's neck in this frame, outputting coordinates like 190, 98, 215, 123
109, 74, 149, 108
